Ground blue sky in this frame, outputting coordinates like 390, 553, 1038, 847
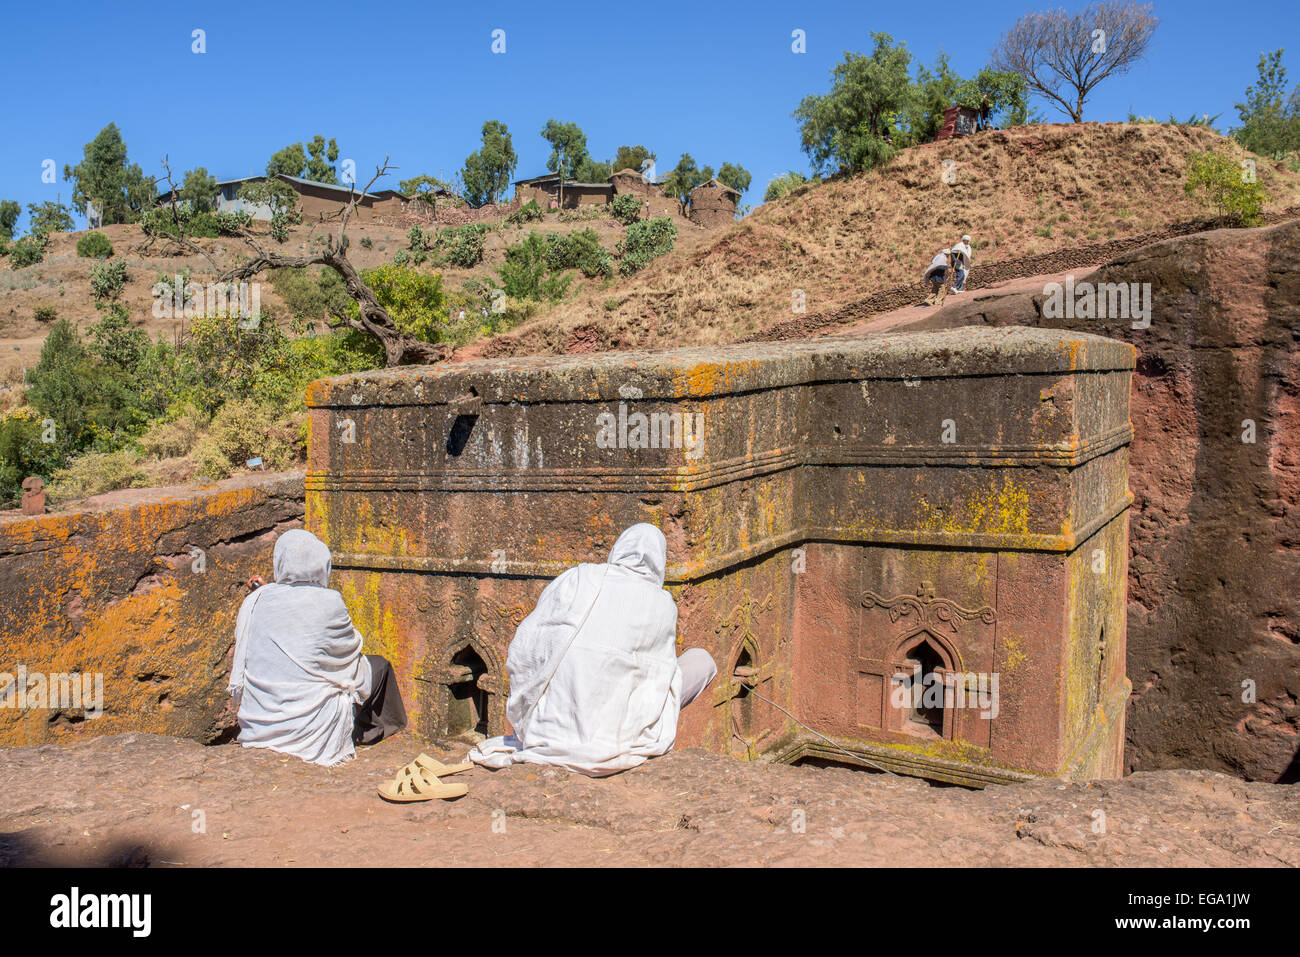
2, 0, 1294, 231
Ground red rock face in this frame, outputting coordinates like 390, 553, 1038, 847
307, 328, 1134, 786
0, 474, 304, 745
903, 220, 1300, 782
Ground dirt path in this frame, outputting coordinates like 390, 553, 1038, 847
1, 733, 1295, 867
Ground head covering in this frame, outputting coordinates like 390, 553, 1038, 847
228, 529, 370, 767
941, 248, 952, 255
471, 523, 682, 776
961, 234, 972, 243
607, 523, 667, 586
273, 529, 332, 586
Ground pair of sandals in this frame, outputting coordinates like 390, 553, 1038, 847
378, 753, 472, 802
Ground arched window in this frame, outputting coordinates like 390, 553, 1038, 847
446, 646, 490, 736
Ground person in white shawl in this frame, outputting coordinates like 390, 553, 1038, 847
229, 529, 406, 767
469, 523, 717, 776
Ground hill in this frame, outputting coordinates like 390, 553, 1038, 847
0, 206, 716, 378
463, 123, 1300, 359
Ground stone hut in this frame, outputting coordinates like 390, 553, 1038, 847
609, 168, 652, 197
688, 178, 740, 228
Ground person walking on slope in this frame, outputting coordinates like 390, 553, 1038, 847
951, 234, 973, 293
922, 248, 951, 307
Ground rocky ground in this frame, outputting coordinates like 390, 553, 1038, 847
0, 733, 1295, 867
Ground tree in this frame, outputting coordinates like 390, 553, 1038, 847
399, 174, 460, 205
1184, 151, 1267, 226
717, 163, 752, 195
237, 179, 301, 242
304, 136, 340, 183
574, 156, 613, 182
908, 56, 1033, 139
266, 136, 340, 183
266, 142, 307, 178
1232, 49, 1300, 160
0, 200, 20, 240
662, 154, 713, 203
540, 119, 590, 180
794, 33, 915, 175
991, 1, 1158, 123
179, 167, 220, 212
462, 120, 518, 207
62, 123, 153, 224
612, 145, 656, 173
26, 201, 74, 239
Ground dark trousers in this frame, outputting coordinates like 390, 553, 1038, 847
353, 654, 407, 745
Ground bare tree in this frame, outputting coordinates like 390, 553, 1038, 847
992, 2, 1158, 123
150, 156, 452, 367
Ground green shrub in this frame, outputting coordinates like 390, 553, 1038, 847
34, 303, 58, 323
268, 266, 352, 322
89, 259, 129, 300
88, 303, 149, 371
360, 236, 373, 249
76, 231, 114, 259
763, 171, 815, 202
437, 223, 488, 268
26, 319, 140, 454
543, 229, 612, 278
0, 410, 66, 508
360, 263, 449, 343
610, 193, 642, 225
46, 449, 148, 502
497, 232, 573, 302
136, 404, 208, 459
406, 226, 433, 265
507, 199, 545, 225
1183, 151, 1268, 226
618, 217, 676, 275
193, 399, 301, 479
10, 237, 44, 268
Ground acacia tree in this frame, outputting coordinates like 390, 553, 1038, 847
991, 1, 1158, 123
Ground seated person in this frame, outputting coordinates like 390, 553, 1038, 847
470, 523, 717, 777
229, 529, 406, 767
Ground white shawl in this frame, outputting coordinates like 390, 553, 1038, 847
469, 523, 683, 776
229, 529, 372, 767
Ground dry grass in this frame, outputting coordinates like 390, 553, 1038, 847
469, 123, 1300, 357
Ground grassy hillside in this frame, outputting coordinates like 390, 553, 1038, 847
465, 123, 1300, 358
0, 206, 713, 378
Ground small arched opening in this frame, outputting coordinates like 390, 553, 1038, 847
900, 634, 947, 739
446, 645, 490, 736
732, 645, 756, 736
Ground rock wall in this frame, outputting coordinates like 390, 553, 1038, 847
306, 328, 1134, 786
0, 474, 304, 746
899, 220, 1300, 782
